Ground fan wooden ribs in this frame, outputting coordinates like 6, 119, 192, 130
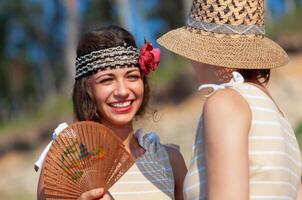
43, 121, 135, 200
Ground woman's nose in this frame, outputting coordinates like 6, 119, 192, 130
113, 80, 129, 98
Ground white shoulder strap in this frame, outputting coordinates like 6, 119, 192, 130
34, 122, 68, 171
198, 72, 244, 97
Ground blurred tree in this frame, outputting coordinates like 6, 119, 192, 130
79, 0, 115, 31
0, 3, 11, 122
64, 0, 79, 93
0, 0, 66, 123
267, 0, 302, 52
114, 0, 167, 46
114, 0, 130, 28
182, 0, 192, 16
111, 0, 183, 47
287, 0, 295, 13
150, 0, 184, 30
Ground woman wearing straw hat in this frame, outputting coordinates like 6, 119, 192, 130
157, 0, 301, 199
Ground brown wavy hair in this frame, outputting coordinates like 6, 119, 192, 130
237, 69, 271, 85
72, 25, 150, 122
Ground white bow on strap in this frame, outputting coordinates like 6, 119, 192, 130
34, 122, 68, 171
198, 72, 244, 97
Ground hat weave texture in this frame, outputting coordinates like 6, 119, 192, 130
157, 0, 288, 69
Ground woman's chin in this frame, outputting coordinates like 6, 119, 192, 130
111, 119, 133, 127
102, 114, 135, 128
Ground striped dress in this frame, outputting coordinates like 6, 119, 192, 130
183, 72, 302, 200
109, 130, 175, 200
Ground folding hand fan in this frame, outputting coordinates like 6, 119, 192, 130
42, 121, 135, 199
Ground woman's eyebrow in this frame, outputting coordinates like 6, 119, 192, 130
126, 69, 140, 74
95, 73, 114, 80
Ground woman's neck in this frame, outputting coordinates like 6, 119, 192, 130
99, 120, 144, 157
191, 61, 234, 84
103, 122, 134, 150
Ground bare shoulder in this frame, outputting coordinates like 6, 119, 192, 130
204, 88, 250, 115
203, 88, 252, 139
204, 88, 251, 124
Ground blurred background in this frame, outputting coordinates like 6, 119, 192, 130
0, 0, 301, 199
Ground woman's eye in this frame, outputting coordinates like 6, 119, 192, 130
98, 78, 113, 84
127, 75, 140, 81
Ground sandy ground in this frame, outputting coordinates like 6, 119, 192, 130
0, 54, 301, 199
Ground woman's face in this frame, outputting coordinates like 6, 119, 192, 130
90, 67, 144, 127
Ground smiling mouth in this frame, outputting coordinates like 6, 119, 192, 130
109, 101, 133, 108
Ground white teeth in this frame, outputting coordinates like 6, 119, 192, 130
110, 101, 131, 108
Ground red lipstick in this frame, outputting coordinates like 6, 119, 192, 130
111, 105, 133, 113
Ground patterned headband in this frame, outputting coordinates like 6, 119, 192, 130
75, 43, 140, 80
75, 41, 161, 80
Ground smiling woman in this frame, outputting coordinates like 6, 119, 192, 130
36, 25, 187, 200
90, 68, 144, 128
72, 26, 150, 125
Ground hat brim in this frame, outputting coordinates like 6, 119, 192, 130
157, 27, 289, 69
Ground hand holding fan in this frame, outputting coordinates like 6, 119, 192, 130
42, 121, 135, 199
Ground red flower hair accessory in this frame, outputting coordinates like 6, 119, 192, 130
138, 40, 161, 75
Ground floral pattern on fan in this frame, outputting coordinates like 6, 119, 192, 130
60, 140, 107, 181
43, 121, 135, 200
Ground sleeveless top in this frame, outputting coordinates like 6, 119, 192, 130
34, 127, 175, 200
183, 72, 302, 200
109, 129, 175, 200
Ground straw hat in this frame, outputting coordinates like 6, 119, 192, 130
157, 0, 288, 69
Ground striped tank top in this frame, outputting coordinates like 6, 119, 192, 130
109, 130, 175, 200
183, 72, 301, 200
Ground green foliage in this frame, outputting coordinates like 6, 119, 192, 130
0, 0, 66, 123
296, 122, 302, 135
81, 0, 115, 30
267, 5, 302, 38
152, 54, 189, 84
0, 95, 72, 136
145, 0, 185, 28
295, 122, 302, 149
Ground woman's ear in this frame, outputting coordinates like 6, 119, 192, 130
85, 77, 94, 100
85, 77, 100, 121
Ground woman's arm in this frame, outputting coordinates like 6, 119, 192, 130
203, 88, 251, 200
37, 168, 45, 200
297, 182, 302, 200
165, 145, 188, 200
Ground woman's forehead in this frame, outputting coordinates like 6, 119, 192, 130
93, 67, 140, 77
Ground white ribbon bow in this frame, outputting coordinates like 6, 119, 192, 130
198, 72, 244, 97
34, 122, 68, 171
